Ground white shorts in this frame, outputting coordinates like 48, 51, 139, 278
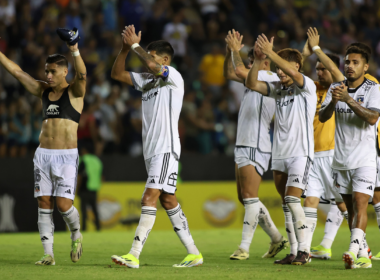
145, 152, 178, 195
333, 167, 376, 197
234, 146, 271, 176
272, 156, 312, 190
306, 156, 343, 202
33, 147, 79, 200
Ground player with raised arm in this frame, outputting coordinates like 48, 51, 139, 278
246, 35, 317, 265
110, 25, 202, 269
319, 42, 380, 269
223, 30, 289, 260
0, 28, 86, 265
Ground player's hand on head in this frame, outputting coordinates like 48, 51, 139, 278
302, 39, 312, 57
307, 27, 320, 48
256, 34, 273, 55
254, 42, 266, 60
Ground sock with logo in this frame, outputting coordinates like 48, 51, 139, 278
129, 206, 156, 259
38, 208, 54, 258
374, 202, 380, 231
303, 207, 317, 253
342, 210, 349, 223
59, 205, 81, 241
348, 228, 365, 256
283, 204, 298, 255
320, 202, 344, 249
166, 204, 199, 255
285, 196, 308, 253
358, 234, 369, 258
239, 198, 260, 252
258, 201, 283, 243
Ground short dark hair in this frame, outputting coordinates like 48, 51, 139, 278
46, 54, 68, 68
317, 53, 340, 68
345, 43, 371, 63
146, 40, 174, 59
277, 48, 303, 71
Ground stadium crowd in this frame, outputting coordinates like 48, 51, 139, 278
0, 0, 379, 157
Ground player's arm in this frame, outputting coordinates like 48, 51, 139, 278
124, 25, 169, 78
333, 84, 380, 125
307, 27, 344, 82
256, 34, 304, 87
68, 43, 86, 97
0, 51, 46, 98
245, 44, 270, 95
223, 30, 248, 83
319, 84, 338, 123
110, 32, 133, 86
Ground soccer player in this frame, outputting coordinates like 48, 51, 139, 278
246, 35, 317, 265
0, 28, 86, 265
319, 42, 380, 269
223, 30, 289, 260
110, 25, 202, 268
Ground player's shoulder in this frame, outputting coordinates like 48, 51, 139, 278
166, 65, 183, 81
364, 74, 379, 84
258, 70, 279, 82
132, 71, 154, 80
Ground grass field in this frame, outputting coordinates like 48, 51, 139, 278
1, 227, 380, 280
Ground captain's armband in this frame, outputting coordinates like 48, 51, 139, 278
156, 65, 169, 78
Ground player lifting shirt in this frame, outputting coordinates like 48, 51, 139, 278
110, 25, 202, 269
246, 35, 317, 265
0, 28, 86, 265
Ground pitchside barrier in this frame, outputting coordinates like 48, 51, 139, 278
74, 181, 379, 232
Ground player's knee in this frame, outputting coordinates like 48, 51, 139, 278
159, 195, 177, 210
141, 195, 157, 208
56, 198, 73, 212
37, 197, 53, 209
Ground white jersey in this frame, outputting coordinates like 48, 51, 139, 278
131, 66, 184, 160
266, 74, 317, 160
236, 70, 278, 153
321, 78, 380, 170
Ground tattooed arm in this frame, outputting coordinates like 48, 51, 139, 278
132, 46, 167, 76
224, 30, 248, 82
68, 43, 87, 98
223, 47, 244, 83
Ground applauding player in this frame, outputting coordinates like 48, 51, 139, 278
223, 30, 289, 260
246, 35, 317, 265
110, 25, 202, 268
320, 43, 380, 269
0, 28, 86, 265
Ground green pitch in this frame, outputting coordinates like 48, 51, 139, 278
1, 227, 379, 280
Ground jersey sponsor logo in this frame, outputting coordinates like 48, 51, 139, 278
276, 99, 294, 107
367, 185, 373, 190
293, 178, 299, 183
335, 107, 353, 114
357, 97, 364, 105
358, 179, 374, 184
142, 91, 158, 102
149, 179, 155, 184
46, 104, 60, 115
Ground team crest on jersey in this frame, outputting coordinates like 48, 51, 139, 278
288, 89, 294, 96
356, 97, 364, 105
35, 185, 40, 192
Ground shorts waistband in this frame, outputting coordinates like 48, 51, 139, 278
36, 147, 78, 155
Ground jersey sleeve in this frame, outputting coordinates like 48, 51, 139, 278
265, 81, 282, 99
298, 75, 317, 97
130, 72, 152, 92
161, 66, 184, 89
366, 85, 380, 113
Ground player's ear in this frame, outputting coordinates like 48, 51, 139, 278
363, 62, 369, 72
64, 67, 68, 77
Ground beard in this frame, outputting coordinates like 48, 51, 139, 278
346, 75, 360, 82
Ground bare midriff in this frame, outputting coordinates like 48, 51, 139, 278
39, 118, 79, 149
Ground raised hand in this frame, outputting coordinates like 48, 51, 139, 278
302, 39, 312, 57
307, 27, 320, 49
256, 34, 274, 55
254, 42, 266, 60
225, 29, 244, 52
122, 25, 141, 47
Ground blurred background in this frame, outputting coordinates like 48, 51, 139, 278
0, 0, 379, 232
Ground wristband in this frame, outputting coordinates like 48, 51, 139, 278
312, 46, 320, 52
131, 43, 140, 50
71, 50, 80, 57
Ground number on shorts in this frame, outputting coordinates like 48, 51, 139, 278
34, 169, 41, 182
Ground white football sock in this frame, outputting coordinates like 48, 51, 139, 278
239, 198, 260, 252
348, 228, 365, 256
342, 211, 349, 223
303, 207, 317, 253
166, 204, 199, 255
283, 204, 297, 255
374, 202, 380, 231
38, 208, 54, 258
129, 206, 156, 259
358, 234, 369, 258
285, 196, 307, 253
258, 201, 283, 243
59, 206, 81, 241
320, 203, 344, 249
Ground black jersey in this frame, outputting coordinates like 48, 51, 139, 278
42, 85, 81, 123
